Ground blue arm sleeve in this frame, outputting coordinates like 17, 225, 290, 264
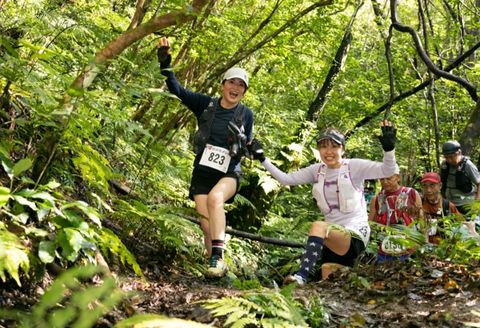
163, 70, 211, 118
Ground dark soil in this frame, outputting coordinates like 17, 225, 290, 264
1, 257, 479, 327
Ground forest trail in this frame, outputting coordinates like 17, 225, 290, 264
108, 258, 480, 327
1, 256, 479, 327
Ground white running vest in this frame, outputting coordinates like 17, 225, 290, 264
312, 160, 363, 214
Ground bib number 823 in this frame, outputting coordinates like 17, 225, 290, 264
208, 152, 225, 165
199, 144, 231, 173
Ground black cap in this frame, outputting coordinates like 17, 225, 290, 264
317, 128, 345, 146
442, 140, 461, 155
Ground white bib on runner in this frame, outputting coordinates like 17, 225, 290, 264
381, 235, 407, 255
199, 144, 231, 173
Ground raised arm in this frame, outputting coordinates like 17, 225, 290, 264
248, 139, 317, 186
157, 37, 210, 115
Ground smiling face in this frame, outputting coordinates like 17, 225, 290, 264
220, 78, 246, 108
317, 139, 344, 168
379, 174, 401, 193
421, 181, 442, 204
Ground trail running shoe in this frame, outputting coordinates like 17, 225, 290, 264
206, 255, 227, 278
283, 274, 306, 286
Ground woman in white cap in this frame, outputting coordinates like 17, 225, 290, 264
157, 38, 254, 278
248, 123, 398, 284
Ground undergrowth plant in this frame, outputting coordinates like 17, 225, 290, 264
428, 217, 480, 265
0, 264, 214, 328
368, 215, 480, 266
202, 284, 330, 328
108, 199, 205, 268
0, 265, 123, 328
0, 154, 142, 285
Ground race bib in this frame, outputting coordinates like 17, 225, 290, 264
199, 144, 231, 173
381, 235, 407, 255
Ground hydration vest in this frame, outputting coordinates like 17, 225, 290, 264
423, 198, 451, 219
374, 186, 417, 226
440, 156, 474, 195
192, 98, 247, 159
312, 160, 363, 214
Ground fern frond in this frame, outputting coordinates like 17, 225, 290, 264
202, 289, 310, 328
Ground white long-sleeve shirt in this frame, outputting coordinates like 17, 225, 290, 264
262, 151, 397, 245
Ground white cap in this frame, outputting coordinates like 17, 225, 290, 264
223, 67, 249, 88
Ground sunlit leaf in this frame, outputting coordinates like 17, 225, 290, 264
12, 158, 33, 177
115, 314, 212, 328
1, 161, 14, 180
0, 187, 10, 208
12, 195, 38, 211
0, 229, 30, 286
38, 241, 56, 263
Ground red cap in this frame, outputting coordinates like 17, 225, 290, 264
421, 172, 441, 184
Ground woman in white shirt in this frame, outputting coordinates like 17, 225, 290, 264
248, 122, 398, 285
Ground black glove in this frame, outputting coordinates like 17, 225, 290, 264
248, 139, 266, 163
157, 46, 172, 70
378, 125, 397, 151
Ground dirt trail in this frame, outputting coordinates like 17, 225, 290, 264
1, 259, 479, 327
111, 259, 480, 327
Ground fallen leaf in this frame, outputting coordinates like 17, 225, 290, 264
349, 312, 366, 327
444, 279, 459, 290
373, 281, 385, 289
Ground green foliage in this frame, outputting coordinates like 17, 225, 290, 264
0, 265, 124, 328
0, 265, 209, 328
115, 314, 212, 328
368, 221, 427, 255
0, 223, 30, 286
426, 218, 480, 265
369, 214, 480, 266
232, 277, 263, 290
1, 0, 480, 324
302, 296, 331, 328
224, 237, 261, 279
0, 156, 142, 283
70, 140, 113, 195
202, 286, 325, 328
97, 228, 143, 277
109, 200, 206, 269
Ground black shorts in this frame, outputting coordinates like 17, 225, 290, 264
319, 237, 366, 267
188, 169, 240, 204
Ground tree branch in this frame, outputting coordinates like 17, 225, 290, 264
306, 0, 363, 123
203, 0, 333, 90
127, 0, 153, 30
390, 0, 478, 102
181, 215, 305, 248
384, 24, 395, 120
346, 40, 480, 137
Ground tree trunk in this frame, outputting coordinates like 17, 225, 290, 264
306, 1, 363, 123
127, 0, 153, 30
459, 99, 480, 156
418, 0, 441, 167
